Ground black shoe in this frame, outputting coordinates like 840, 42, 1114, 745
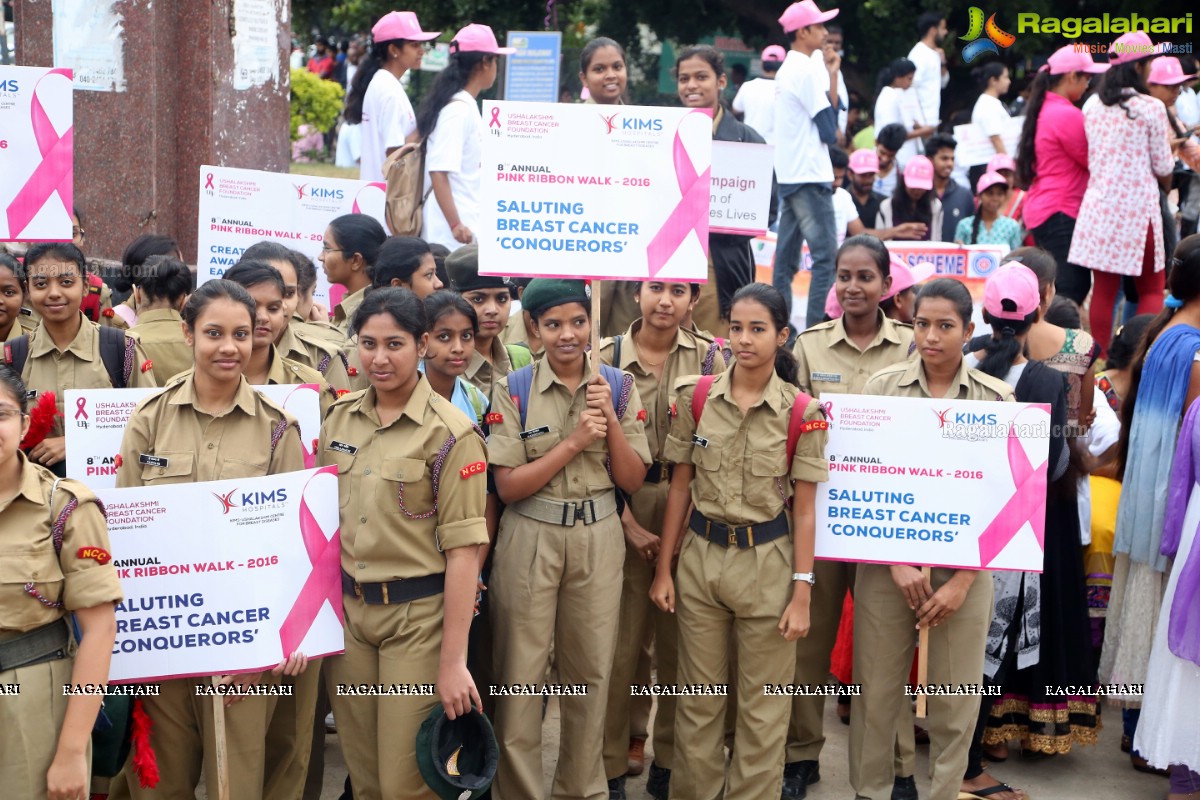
646, 762, 671, 800
781, 760, 820, 800
608, 776, 627, 800
891, 775, 918, 800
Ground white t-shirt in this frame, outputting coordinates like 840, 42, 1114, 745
907, 41, 943, 127
807, 52, 849, 140
874, 86, 923, 168
972, 93, 1009, 139
1176, 86, 1200, 129
733, 77, 777, 144
874, 168, 897, 198
360, 69, 417, 181
803, 186, 858, 252
421, 92, 483, 251
774, 49, 833, 184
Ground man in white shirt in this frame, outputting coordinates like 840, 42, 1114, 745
732, 45, 786, 144
825, 25, 850, 143
772, 0, 842, 336
907, 12, 948, 134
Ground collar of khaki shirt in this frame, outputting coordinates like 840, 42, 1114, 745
826, 309, 905, 353
29, 313, 98, 360
613, 320, 699, 372
11, 452, 48, 507
167, 372, 260, 417
466, 337, 513, 381
895, 354, 975, 398
708, 364, 790, 414
345, 373, 433, 428
334, 286, 367, 324
534, 354, 596, 393
133, 308, 183, 326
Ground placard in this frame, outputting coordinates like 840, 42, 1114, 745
709, 141, 774, 236
0, 65, 74, 242
816, 394, 1049, 572
503, 31, 562, 103
65, 384, 323, 489
953, 116, 1024, 168
479, 100, 711, 281
100, 467, 344, 682
197, 165, 388, 309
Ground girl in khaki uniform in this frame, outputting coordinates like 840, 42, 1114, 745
109, 280, 309, 800
0, 254, 36, 343
850, 279, 1013, 800
128, 256, 193, 384
321, 287, 489, 800
0, 364, 123, 800
651, 283, 829, 800
321, 215, 387, 337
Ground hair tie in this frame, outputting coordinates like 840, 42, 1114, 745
1165, 294, 1185, 310
999, 325, 1017, 336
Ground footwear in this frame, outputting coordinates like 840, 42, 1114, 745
957, 782, 1026, 799
325, 712, 336, 734
981, 743, 1007, 763
608, 776, 626, 800
1120, 734, 1132, 753
1131, 752, 1170, 776
627, 737, 646, 776
646, 762, 671, 800
892, 774, 919, 800
781, 760, 820, 800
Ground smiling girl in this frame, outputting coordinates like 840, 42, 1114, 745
955, 172, 1024, 250
0, 253, 34, 343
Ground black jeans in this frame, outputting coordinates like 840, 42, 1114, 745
1031, 212, 1091, 305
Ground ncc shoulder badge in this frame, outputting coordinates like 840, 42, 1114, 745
77, 546, 112, 565
459, 461, 486, 479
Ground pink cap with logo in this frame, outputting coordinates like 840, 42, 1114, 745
762, 45, 788, 63
886, 257, 936, 299
451, 23, 515, 55
1149, 56, 1197, 86
903, 155, 934, 192
1108, 31, 1163, 66
986, 153, 1016, 174
371, 11, 440, 43
983, 263, 1040, 320
976, 171, 1009, 195
824, 284, 843, 320
848, 148, 880, 175
1041, 45, 1110, 75
778, 0, 838, 34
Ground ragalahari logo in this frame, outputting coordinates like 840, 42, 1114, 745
961, 7, 1016, 63
213, 489, 239, 515
599, 112, 620, 135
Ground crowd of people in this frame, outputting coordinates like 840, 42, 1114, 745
4, 3, 1200, 800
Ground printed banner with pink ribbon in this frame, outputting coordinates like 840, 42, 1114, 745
0, 66, 75, 242
478, 100, 711, 281
196, 165, 388, 309
98, 466, 344, 683
65, 385, 322, 489
815, 394, 1049, 572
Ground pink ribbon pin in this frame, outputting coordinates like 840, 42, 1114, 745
205, 173, 215, 189
489, 107, 502, 128
976, 411, 1049, 568
279, 467, 343, 655
646, 110, 711, 278
74, 397, 88, 420
6, 68, 73, 240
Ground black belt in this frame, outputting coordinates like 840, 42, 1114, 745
0, 619, 70, 672
689, 509, 789, 549
645, 461, 674, 484
341, 569, 445, 606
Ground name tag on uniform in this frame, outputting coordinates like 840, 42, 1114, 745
692, 434, 709, 448
812, 371, 841, 383
520, 426, 550, 441
139, 454, 168, 468
329, 440, 359, 456
19, 307, 33, 317
25, 389, 36, 399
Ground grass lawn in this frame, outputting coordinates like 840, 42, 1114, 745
289, 162, 359, 180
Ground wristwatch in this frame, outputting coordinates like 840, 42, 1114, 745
792, 572, 816, 586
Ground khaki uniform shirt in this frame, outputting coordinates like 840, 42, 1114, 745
264, 347, 338, 418
116, 373, 304, 487
3, 312, 37, 343
599, 321, 724, 462
22, 314, 158, 438
279, 321, 351, 391
664, 368, 829, 526
598, 280, 642, 339
500, 308, 539, 353
488, 359, 652, 501
130, 308, 193, 384
862, 357, 1015, 403
464, 338, 515, 398
319, 377, 489, 582
292, 315, 347, 348
1, 454, 123, 639
792, 311, 915, 397
332, 287, 367, 336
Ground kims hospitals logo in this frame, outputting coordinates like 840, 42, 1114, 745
961, 7, 1016, 63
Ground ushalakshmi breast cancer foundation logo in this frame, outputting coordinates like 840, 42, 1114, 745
962, 7, 1016, 62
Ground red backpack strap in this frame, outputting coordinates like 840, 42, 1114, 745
691, 375, 717, 428
785, 391, 827, 470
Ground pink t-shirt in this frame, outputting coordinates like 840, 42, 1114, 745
1022, 91, 1089, 231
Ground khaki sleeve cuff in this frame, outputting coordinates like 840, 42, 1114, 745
437, 518, 490, 551
64, 568, 124, 611
663, 434, 694, 465
487, 433, 527, 468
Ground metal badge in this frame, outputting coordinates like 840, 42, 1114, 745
520, 426, 550, 440
329, 440, 359, 455
138, 454, 168, 468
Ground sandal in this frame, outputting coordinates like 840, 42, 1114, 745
1120, 734, 1132, 754
958, 782, 1027, 799
1131, 753, 1170, 776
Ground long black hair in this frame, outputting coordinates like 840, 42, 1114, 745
728, 283, 799, 387
1098, 60, 1152, 120
344, 38, 405, 125
138, 256, 193, 304
972, 61, 1006, 93
1014, 69, 1075, 188
976, 307, 1038, 380
876, 58, 916, 94
890, 172, 934, 229
415, 51, 493, 140
1106, 314, 1155, 372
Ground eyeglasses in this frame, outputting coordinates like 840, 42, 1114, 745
72, 227, 85, 238
320, 244, 344, 253
0, 409, 25, 422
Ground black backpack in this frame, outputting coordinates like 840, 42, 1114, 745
4, 327, 132, 388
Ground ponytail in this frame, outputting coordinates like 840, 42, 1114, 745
969, 211, 983, 245
344, 40, 398, 125
1014, 70, 1062, 189
976, 309, 1037, 380
775, 348, 801, 388
416, 51, 492, 140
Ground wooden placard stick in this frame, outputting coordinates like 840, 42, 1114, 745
212, 676, 230, 800
915, 566, 931, 719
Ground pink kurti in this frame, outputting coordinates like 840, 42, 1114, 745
1068, 91, 1174, 276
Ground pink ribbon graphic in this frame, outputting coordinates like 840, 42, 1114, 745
489, 107, 502, 128
205, 173, 215, 190
280, 385, 319, 468
351, 182, 387, 215
6, 68, 73, 240
976, 411, 1049, 568
645, 110, 711, 278
819, 401, 833, 421
74, 397, 88, 420
279, 467, 343, 655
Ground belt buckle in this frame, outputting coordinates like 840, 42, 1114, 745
727, 526, 737, 547
353, 582, 363, 599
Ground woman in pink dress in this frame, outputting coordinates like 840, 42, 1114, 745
1068, 32, 1175, 356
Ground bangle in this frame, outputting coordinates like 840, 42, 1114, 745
792, 572, 815, 586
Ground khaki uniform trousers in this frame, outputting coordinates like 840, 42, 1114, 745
0, 657, 84, 798
671, 532, 796, 800
787, 560, 916, 775
692, 260, 730, 341
603, 479, 680, 778
850, 565, 993, 800
263, 657, 322, 800
490, 509, 624, 800
111, 673, 282, 800
325, 593, 444, 800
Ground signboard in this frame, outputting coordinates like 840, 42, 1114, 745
503, 31, 562, 103
232, 0, 281, 91
709, 141, 774, 236
480, 100, 711, 281
816, 394, 1049, 572
0, 65, 74, 242
52, 0, 126, 92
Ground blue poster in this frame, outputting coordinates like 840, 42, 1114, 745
503, 31, 562, 104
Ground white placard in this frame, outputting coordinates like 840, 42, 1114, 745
709, 141, 774, 236
52, 0, 125, 92
0, 65, 74, 242
953, 116, 1025, 168
232, 0, 281, 91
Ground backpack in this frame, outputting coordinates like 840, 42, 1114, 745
690, 375, 823, 474
4, 327, 133, 388
507, 363, 632, 428
505, 343, 533, 370
79, 272, 106, 323
611, 335, 722, 376
382, 142, 432, 237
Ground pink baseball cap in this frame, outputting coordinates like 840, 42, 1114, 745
976, 171, 1009, 195
450, 23, 515, 55
903, 155, 934, 192
1149, 56, 1197, 86
983, 263, 1040, 321
824, 284, 843, 320
779, 0, 838, 34
372, 11, 440, 43
885, 257, 936, 299
1108, 32, 1162, 66
986, 153, 1016, 174
848, 148, 880, 175
762, 45, 788, 63
1041, 45, 1109, 76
